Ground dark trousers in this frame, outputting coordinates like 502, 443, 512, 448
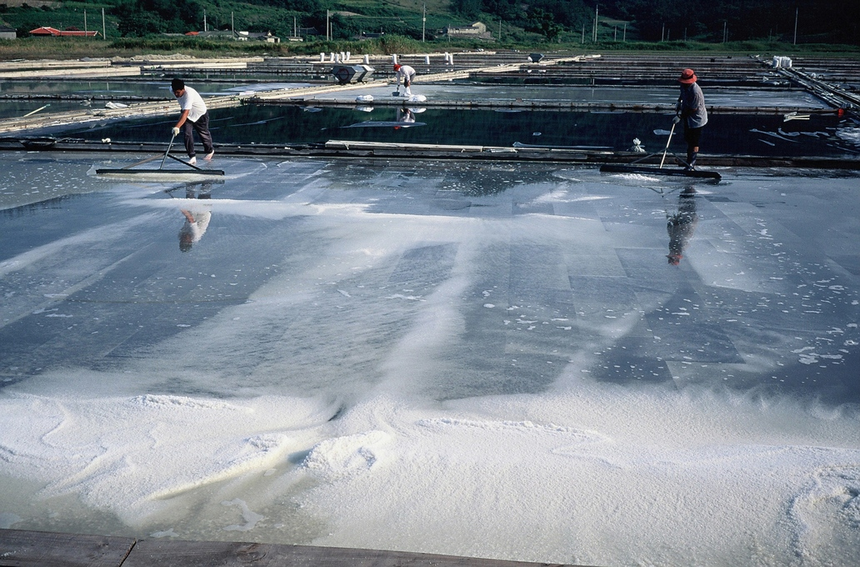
683, 126, 703, 165
183, 112, 213, 157
684, 126, 703, 151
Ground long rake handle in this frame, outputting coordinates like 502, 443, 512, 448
160, 132, 177, 170
659, 122, 676, 169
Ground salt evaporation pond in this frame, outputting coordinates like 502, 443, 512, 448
8, 78, 857, 158
1, 149, 858, 566
1, 76, 859, 566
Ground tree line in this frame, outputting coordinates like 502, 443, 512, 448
4, 0, 857, 45
459, 0, 859, 44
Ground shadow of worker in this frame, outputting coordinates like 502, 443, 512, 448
178, 181, 213, 253
666, 185, 698, 265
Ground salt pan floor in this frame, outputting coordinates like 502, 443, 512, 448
1, 153, 859, 567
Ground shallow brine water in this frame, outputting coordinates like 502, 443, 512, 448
8, 79, 858, 159
36, 104, 859, 160
1, 147, 858, 566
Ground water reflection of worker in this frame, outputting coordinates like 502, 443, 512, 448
179, 181, 213, 252
666, 186, 698, 265
673, 68, 708, 171
396, 107, 416, 124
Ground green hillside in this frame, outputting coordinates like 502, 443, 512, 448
1, 0, 858, 58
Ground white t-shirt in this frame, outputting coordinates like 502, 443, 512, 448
177, 86, 208, 123
396, 65, 416, 82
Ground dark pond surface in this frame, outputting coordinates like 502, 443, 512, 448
50, 103, 860, 158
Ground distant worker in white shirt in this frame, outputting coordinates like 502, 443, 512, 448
393, 64, 416, 96
171, 78, 214, 165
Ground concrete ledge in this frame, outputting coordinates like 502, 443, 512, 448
0, 529, 135, 567
0, 67, 142, 79
0, 529, 592, 567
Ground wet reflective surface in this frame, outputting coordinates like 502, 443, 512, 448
1, 83, 860, 566
3, 154, 858, 400
32, 103, 859, 158
7, 81, 858, 159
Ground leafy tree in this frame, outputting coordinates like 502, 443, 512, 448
241, 0, 316, 8
452, 0, 481, 20
482, 0, 523, 22
117, 10, 166, 36
115, 0, 203, 36
526, 7, 562, 40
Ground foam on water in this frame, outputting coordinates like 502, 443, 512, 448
836, 125, 860, 148
2, 378, 857, 565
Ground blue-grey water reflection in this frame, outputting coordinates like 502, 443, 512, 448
48, 103, 857, 157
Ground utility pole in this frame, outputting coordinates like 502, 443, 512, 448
593, 5, 598, 43
422, 4, 426, 42
102, 8, 106, 40
84, 10, 87, 35
326, 10, 330, 41
204, 10, 207, 33
231, 12, 235, 36
793, 7, 798, 44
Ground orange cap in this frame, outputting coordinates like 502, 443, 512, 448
679, 69, 697, 84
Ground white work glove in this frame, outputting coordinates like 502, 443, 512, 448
672, 115, 681, 125
171, 127, 180, 136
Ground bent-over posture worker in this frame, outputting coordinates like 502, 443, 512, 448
673, 68, 708, 171
393, 64, 417, 96
171, 78, 214, 165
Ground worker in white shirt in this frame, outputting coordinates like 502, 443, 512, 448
171, 78, 214, 165
393, 64, 416, 96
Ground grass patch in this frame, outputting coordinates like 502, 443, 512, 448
1, 35, 858, 61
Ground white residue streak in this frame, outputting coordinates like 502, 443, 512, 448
222, 498, 265, 532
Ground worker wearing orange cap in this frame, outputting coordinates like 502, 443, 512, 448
393, 63, 417, 96
673, 68, 708, 171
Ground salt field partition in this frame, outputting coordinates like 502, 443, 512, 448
1, 149, 859, 566
0, 79, 315, 120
